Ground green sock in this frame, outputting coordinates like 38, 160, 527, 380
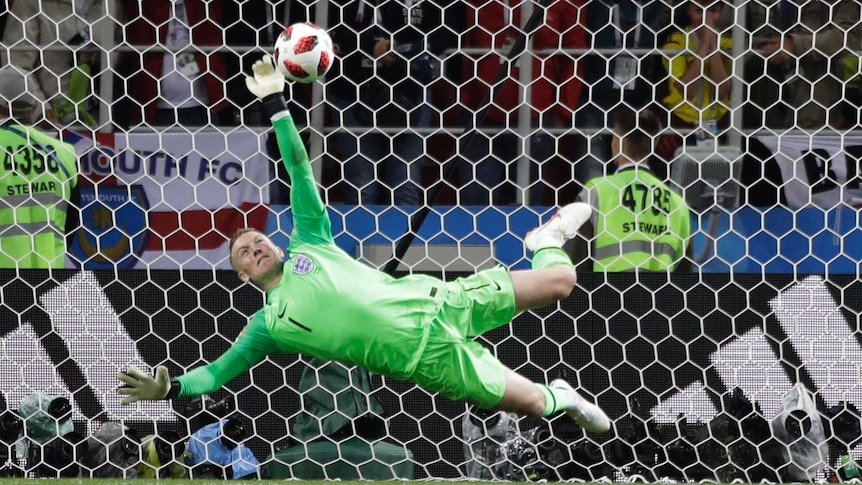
538, 384, 572, 417
531, 247, 572, 270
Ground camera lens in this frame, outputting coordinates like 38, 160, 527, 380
186, 396, 231, 434
0, 411, 22, 442
571, 439, 603, 464
47, 398, 72, 420
43, 438, 74, 467
119, 436, 140, 459
153, 431, 182, 464
468, 406, 500, 428
220, 418, 246, 450
153, 437, 172, 463
531, 427, 556, 454
207, 396, 235, 418
785, 409, 811, 438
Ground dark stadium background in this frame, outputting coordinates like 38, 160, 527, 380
4, 270, 859, 478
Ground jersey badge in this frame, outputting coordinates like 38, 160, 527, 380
292, 254, 314, 275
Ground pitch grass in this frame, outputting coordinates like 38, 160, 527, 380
0, 478, 436, 485
0, 481, 807, 485
0, 479, 502, 484
0, 479, 562, 484
0, 479, 480, 484
0, 481, 646, 485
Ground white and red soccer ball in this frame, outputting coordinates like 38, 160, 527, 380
273, 22, 334, 83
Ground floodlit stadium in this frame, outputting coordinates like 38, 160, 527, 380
0, 0, 861, 482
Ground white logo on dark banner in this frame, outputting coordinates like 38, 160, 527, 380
770, 276, 862, 408
651, 276, 860, 426
0, 326, 79, 417
0, 271, 174, 422
759, 135, 862, 208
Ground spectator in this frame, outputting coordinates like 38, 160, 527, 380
121, 0, 230, 128
741, 1, 792, 130
840, 54, 862, 127
1, 0, 123, 126
223, 1, 312, 205
337, 0, 454, 206
661, 0, 733, 131
580, 0, 670, 186
753, 0, 862, 130
224, 0, 311, 127
567, 108, 692, 272
458, 0, 587, 206
325, 0, 379, 203
0, 67, 79, 269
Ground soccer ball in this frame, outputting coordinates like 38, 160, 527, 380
273, 22, 334, 83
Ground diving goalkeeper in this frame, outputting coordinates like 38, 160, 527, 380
117, 55, 610, 433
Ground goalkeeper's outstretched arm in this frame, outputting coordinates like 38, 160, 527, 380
117, 314, 278, 405
117, 347, 253, 405
247, 55, 331, 244
116, 56, 327, 406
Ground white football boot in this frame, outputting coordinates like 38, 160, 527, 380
550, 378, 611, 433
525, 202, 592, 251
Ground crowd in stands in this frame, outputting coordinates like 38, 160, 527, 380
1, 0, 861, 208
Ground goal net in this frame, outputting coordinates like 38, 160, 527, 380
1, 0, 861, 481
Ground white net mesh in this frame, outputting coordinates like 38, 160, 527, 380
1, 0, 862, 481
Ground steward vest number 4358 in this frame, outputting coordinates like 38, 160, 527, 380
3, 145, 61, 175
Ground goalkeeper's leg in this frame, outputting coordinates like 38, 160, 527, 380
497, 367, 611, 433
525, 202, 592, 258
510, 202, 591, 312
410, 335, 610, 433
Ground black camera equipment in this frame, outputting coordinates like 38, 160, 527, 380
822, 402, 862, 480
46, 397, 72, 421
678, 388, 783, 483
218, 418, 246, 451
183, 395, 236, 435
183, 396, 251, 479
27, 431, 88, 478
0, 411, 22, 445
183, 395, 246, 451
0, 410, 23, 477
187, 420, 250, 481
152, 430, 185, 465
604, 399, 664, 482
79, 422, 141, 478
18, 395, 79, 478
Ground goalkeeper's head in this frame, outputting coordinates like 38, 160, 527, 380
229, 228, 285, 291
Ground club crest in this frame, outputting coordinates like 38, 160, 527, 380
292, 254, 314, 275
69, 184, 150, 269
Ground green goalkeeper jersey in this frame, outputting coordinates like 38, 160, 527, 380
175, 113, 444, 398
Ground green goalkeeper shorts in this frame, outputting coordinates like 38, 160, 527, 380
410, 266, 516, 409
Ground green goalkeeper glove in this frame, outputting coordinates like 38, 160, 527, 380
245, 54, 288, 119
117, 366, 173, 405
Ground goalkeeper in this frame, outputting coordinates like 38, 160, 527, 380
118, 55, 610, 433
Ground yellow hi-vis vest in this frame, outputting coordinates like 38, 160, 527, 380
583, 166, 691, 271
0, 123, 78, 268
